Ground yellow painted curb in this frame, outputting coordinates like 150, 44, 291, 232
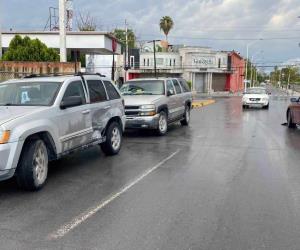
192, 100, 215, 109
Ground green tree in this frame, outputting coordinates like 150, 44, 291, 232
2, 35, 59, 62
113, 29, 136, 49
159, 16, 174, 41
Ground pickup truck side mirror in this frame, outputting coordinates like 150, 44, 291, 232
167, 90, 175, 96
60, 96, 83, 109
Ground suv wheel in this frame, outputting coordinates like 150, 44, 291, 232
16, 139, 49, 191
101, 121, 122, 156
181, 105, 190, 126
157, 111, 168, 136
287, 110, 296, 128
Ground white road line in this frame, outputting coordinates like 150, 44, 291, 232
48, 150, 180, 240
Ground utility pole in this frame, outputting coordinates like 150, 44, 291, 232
124, 19, 129, 81
153, 40, 157, 78
59, 0, 67, 62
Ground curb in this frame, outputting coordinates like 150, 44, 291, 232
192, 100, 216, 109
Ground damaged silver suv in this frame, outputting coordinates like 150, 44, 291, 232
0, 74, 125, 190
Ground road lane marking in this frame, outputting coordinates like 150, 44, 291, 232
48, 150, 180, 240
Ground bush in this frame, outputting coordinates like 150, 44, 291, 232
187, 80, 192, 90
2, 35, 59, 62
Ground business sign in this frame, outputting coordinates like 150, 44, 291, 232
192, 57, 215, 66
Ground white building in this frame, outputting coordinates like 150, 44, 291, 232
126, 46, 232, 93
1, 31, 122, 57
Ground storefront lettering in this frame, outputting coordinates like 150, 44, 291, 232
193, 58, 214, 66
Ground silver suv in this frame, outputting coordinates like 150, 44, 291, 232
120, 78, 192, 135
0, 74, 125, 190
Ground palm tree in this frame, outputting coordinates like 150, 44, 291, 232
159, 16, 174, 41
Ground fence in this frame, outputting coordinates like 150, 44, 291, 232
0, 71, 29, 82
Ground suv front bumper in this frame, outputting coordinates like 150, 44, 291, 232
125, 114, 160, 129
0, 142, 19, 181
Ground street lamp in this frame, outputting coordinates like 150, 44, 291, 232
245, 39, 263, 90
250, 50, 263, 87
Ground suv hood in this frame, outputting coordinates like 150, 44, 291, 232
123, 95, 164, 106
0, 106, 48, 126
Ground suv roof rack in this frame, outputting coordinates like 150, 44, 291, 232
76, 72, 106, 77
23, 73, 65, 78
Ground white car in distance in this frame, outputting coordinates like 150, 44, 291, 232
242, 87, 270, 109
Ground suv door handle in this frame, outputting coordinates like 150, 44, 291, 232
104, 106, 111, 109
82, 110, 90, 115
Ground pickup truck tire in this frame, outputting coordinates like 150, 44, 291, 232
157, 111, 168, 136
16, 139, 49, 191
101, 122, 122, 156
181, 105, 190, 126
287, 110, 296, 128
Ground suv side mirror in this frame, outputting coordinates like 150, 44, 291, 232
167, 89, 175, 96
290, 97, 300, 103
60, 96, 83, 109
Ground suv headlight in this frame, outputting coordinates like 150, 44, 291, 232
140, 104, 156, 110
262, 98, 268, 101
139, 104, 156, 116
242, 97, 248, 102
0, 130, 10, 144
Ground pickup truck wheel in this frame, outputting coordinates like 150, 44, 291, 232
157, 111, 168, 136
101, 122, 122, 156
180, 105, 190, 126
287, 110, 296, 128
16, 139, 48, 191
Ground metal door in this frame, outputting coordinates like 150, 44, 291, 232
194, 74, 205, 93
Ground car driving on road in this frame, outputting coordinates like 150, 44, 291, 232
242, 87, 270, 109
0, 74, 125, 190
120, 78, 192, 135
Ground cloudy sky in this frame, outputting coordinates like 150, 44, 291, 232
1, 0, 300, 67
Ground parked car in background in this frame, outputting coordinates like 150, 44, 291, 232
287, 97, 300, 128
120, 78, 193, 135
0, 74, 125, 190
242, 87, 270, 109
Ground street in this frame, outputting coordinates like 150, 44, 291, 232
1, 88, 300, 250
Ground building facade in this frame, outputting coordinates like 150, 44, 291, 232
125, 46, 244, 93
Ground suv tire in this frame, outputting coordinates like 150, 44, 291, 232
157, 111, 168, 136
16, 139, 49, 191
181, 105, 191, 126
101, 121, 122, 156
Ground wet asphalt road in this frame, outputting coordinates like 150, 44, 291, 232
1, 88, 300, 250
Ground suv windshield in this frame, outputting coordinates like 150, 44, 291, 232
0, 81, 61, 106
120, 80, 165, 95
245, 88, 267, 95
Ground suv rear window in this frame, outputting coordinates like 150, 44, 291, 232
103, 81, 120, 100
87, 80, 107, 103
178, 79, 191, 92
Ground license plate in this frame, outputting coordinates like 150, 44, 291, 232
250, 104, 262, 107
